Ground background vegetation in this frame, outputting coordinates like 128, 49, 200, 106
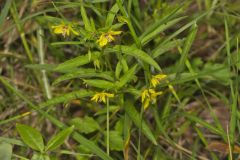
0, 0, 240, 159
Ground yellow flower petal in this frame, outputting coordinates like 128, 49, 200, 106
97, 34, 108, 47
141, 89, 162, 110
53, 27, 64, 34
141, 89, 148, 103
91, 92, 114, 104
51, 23, 79, 37
97, 30, 122, 47
91, 95, 99, 102
155, 74, 167, 80
143, 98, 150, 110
150, 74, 167, 88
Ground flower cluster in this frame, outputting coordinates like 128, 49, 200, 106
51, 21, 121, 47
141, 73, 167, 110
51, 23, 79, 37
91, 92, 114, 104
141, 89, 163, 110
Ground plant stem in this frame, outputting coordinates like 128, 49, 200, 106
37, 27, 52, 99
106, 97, 110, 155
137, 104, 144, 160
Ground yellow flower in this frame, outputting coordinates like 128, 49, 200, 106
97, 30, 122, 47
51, 23, 79, 37
150, 74, 167, 88
91, 92, 114, 103
141, 89, 162, 110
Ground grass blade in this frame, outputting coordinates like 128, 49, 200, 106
176, 23, 198, 75
0, 0, 13, 28
124, 100, 157, 145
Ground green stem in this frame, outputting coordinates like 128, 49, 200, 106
106, 97, 110, 155
37, 27, 52, 99
137, 104, 144, 160
10, 2, 33, 63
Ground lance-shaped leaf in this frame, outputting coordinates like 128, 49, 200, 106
53, 69, 114, 85
116, 65, 137, 88
16, 124, 44, 152
107, 45, 161, 71
0, 142, 12, 160
83, 79, 115, 89
45, 126, 74, 151
54, 52, 100, 71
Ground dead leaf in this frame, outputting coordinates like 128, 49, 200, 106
207, 141, 240, 154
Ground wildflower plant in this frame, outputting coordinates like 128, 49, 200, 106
51, 22, 79, 37
2, 0, 236, 160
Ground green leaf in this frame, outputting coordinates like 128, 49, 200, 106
45, 126, 74, 151
162, 11, 207, 45
203, 63, 231, 84
140, 6, 181, 39
53, 69, 114, 85
35, 15, 62, 26
0, 0, 13, 28
124, 100, 157, 145
50, 41, 82, 46
39, 90, 94, 108
95, 105, 120, 116
107, 45, 161, 71
115, 58, 129, 79
105, 131, 123, 151
81, 3, 92, 31
16, 124, 44, 152
70, 116, 100, 134
176, 23, 198, 74
83, 79, 115, 89
54, 52, 100, 71
115, 61, 122, 79
31, 153, 50, 160
116, 65, 137, 88
152, 39, 184, 58
105, 3, 119, 27
181, 112, 225, 138
121, 58, 129, 73
0, 137, 25, 147
0, 142, 12, 160
90, 17, 96, 31
73, 133, 113, 160
140, 16, 186, 46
